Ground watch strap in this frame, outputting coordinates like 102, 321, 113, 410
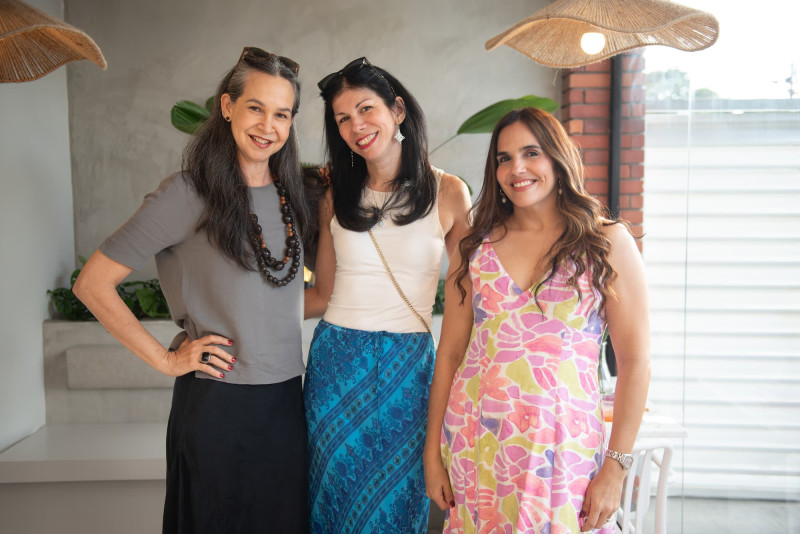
605, 448, 633, 470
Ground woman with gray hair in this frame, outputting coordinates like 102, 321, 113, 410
74, 47, 310, 533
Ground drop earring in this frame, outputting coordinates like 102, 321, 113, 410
394, 127, 405, 144
351, 150, 354, 168
558, 179, 563, 195
499, 188, 507, 204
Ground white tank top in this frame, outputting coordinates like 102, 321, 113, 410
323, 169, 445, 333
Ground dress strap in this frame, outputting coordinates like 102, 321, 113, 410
431, 166, 444, 184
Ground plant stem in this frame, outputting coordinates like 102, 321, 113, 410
429, 134, 459, 157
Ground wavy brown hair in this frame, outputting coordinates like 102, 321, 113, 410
454, 107, 624, 317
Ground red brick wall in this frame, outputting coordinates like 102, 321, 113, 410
560, 51, 646, 240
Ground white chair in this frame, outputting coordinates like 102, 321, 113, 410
614, 440, 675, 534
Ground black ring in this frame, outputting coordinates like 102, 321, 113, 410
200, 352, 211, 364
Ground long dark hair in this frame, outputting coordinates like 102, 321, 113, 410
182, 53, 309, 271
319, 60, 436, 231
455, 108, 621, 317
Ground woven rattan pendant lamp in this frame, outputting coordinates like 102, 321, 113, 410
486, 0, 719, 68
0, 0, 106, 82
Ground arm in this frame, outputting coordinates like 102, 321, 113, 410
581, 224, 651, 531
73, 250, 235, 378
423, 255, 474, 511
424, 173, 473, 510
437, 172, 471, 260
304, 189, 335, 319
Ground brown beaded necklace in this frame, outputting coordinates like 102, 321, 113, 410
248, 180, 300, 287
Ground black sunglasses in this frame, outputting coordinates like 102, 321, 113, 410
238, 47, 300, 75
317, 57, 395, 98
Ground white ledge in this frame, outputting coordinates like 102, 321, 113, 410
0, 423, 167, 484
66, 345, 174, 389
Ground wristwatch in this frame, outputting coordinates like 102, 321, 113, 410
605, 449, 633, 470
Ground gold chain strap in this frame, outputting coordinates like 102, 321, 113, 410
367, 228, 435, 341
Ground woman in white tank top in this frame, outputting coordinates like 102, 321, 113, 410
303, 58, 471, 533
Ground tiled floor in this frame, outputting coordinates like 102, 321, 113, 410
427, 497, 800, 532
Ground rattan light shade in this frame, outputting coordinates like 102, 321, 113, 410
0, 0, 106, 83
486, 0, 719, 68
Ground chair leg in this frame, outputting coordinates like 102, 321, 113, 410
619, 450, 641, 534
635, 449, 655, 533
654, 446, 674, 534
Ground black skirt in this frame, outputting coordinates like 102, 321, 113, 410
163, 373, 309, 534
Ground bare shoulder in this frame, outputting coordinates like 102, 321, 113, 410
439, 172, 471, 230
439, 171, 467, 192
438, 172, 470, 207
600, 220, 635, 247
601, 221, 644, 281
434, 171, 471, 241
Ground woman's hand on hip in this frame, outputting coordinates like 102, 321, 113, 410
163, 334, 236, 379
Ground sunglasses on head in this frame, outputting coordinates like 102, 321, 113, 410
317, 57, 395, 98
238, 47, 300, 75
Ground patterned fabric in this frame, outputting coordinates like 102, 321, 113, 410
441, 238, 614, 534
305, 320, 435, 533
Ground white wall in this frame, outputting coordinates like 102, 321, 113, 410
63, 0, 556, 279
0, 0, 76, 451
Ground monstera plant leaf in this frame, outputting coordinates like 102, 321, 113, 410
430, 94, 559, 155
456, 95, 559, 135
171, 97, 214, 134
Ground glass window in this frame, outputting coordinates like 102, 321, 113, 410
643, 1, 800, 530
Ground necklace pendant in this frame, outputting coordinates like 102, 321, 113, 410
378, 219, 384, 227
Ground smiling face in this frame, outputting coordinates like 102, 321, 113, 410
331, 86, 405, 168
221, 71, 296, 183
495, 120, 560, 212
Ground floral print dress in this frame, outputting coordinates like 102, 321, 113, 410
441, 238, 615, 534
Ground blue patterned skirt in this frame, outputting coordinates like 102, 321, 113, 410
304, 320, 435, 533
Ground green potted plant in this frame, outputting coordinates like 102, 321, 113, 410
47, 256, 170, 321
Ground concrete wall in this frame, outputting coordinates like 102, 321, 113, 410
64, 0, 556, 279
0, 0, 76, 452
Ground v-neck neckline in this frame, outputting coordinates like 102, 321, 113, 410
485, 239, 551, 296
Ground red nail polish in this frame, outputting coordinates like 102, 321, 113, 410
449, 500, 455, 508
228, 340, 233, 345
580, 511, 587, 519
231, 358, 236, 363
219, 373, 224, 378
228, 365, 233, 371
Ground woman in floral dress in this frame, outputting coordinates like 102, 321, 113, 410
424, 108, 651, 533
